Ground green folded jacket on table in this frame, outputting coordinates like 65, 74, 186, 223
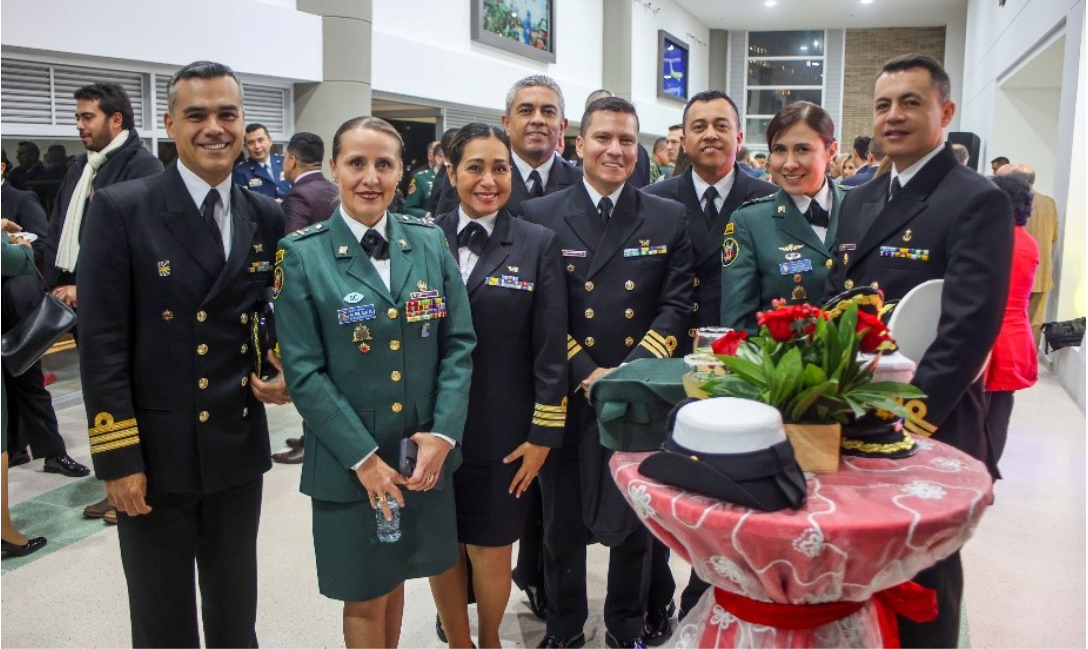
589, 358, 688, 452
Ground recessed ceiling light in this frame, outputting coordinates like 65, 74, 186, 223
765, 0, 777, 6
860, 0, 873, 4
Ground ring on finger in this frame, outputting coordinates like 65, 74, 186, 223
425, 473, 435, 484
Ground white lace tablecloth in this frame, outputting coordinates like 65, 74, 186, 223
611, 437, 993, 648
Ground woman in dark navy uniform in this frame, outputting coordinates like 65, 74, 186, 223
721, 101, 846, 333
429, 123, 568, 648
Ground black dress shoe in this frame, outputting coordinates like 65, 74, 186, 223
8, 450, 30, 467
643, 600, 676, 646
272, 446, 304, 464
605, 631, 646, 649
43, 454, 90, 477
2, 537, 47, 557
435, 613, 447, 643
537, 632, 585, 648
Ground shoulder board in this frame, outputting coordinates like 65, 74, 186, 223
289, 224, 329, 240
738, 194, 776, 209
395, 213, 435, 228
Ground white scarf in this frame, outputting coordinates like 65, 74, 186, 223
55, 129, 130, 272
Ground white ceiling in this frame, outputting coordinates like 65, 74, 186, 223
671, 0, 968, 30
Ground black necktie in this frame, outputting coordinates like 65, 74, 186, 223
598, 197, 613, 224
528, 170, 545, 198
703, 186, 720, 225
888, 177, 902, 203
806, 203, 830, 228
200, 189, 223, 257
360, 229, 389, 261
457, 221, 488, 256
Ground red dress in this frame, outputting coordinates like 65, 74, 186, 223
985, 226, 1039, 391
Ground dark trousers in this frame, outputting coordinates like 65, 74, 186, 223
898, 551, 963, 648
2, 361, 65, 457
513, 480, 545, 590
984, 391, 1014, 465
118, 477, 263, 648
539, 438, 652, 640
648, 540, 710, 617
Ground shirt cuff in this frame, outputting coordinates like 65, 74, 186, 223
431, 433, 456, 448
350, 447, 379, 471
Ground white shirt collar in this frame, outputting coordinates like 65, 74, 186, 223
690, 168, 736, 205
340, 208, 388, 242
891, 143, 945, 190
177, 160, 232, 215
788, 177, 833, 214
294, 169, 323, 183
457, 207, 498, 235
582, 179, 624, 212
512, 151, 556, 191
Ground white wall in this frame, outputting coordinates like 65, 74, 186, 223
0, 0, 322, 82
943, 3, 969, 131
990, 87, 1061, 195
628, 0, 709, 135
371, 0, 603, 122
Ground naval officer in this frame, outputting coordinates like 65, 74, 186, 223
232, 123, 291, 200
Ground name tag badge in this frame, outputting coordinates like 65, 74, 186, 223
779, 258, 814, 275
839, 243, 856, 251
337, 304, 376, 324
562, 250, 587, 258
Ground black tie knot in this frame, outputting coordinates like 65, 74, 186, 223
527, 170, 545, 198
598, 197, 614, 223
703, 186, 720, 224
457, 221, 489, 256
361, 229, 389, 260
806, 202, 830, 228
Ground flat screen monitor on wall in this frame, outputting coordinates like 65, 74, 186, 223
471, 0, 556, 63
658, 31, 689, 102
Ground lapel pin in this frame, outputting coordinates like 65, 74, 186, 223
843, 253, 850, 265
158, 261, 171, 277
253, 244, 263, 253
338, 245, 350, 256
399, 238, 408, 248
507, 265, 519, 273
343, 292, 364, 304
358, 343, 371, 354
777, 205, 786, 214
417, 280, 428, 291
567, 264, 575, 273
903, 229, 913, 242
792, 285, 807, 300
352, 324, 373, 343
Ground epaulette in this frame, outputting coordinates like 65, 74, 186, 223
395, 213, 435, 228
738, 194, 776, 210
288, 222, 331, 240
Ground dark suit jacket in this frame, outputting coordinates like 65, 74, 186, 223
825, 144, 1013, 477
46, 131, 164, 287
1, 183, 50, 327
432, 155, 582, 219
77, 163, 285, 493
841, 163, 877, 187
434, 208, 568, 463
642, 168, 777, 349
282, 171, 338, 232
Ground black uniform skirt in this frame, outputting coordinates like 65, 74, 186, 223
453, 459, 529, 547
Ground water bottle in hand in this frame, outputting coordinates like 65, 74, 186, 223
376, 496, 402, 543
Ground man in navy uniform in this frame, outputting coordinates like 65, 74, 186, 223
826, 53, 1013, 648
77, 61, 288, 647
523, 96, 693, 649
232, 123, 291, 200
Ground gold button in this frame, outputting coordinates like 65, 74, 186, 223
162, 310, 174, 322
390, 340, 401, 351
693, 277, 700, 287
825, 258, 833, 270
625, 337, 635, 347
567, 264, 575, 273
693, 302, 700, 312
197, 344, 208, 356
585, 308, 595, 319
625, 280, 635, 291
240, 313, 249, 325
391, 402, 403, 413
198, 378, 209, 390
391, 370, 402, 382
198, 411, 210, 423
585, 337, 595, 347
196, 310, 207, 322
625, 308, 634, 319
240, 344, 249, 355
688, 328, 697, 338
871, 282, 880, 289
845, 279, 855, 290
241, 376, 249, 387
585, 281, 594, 292
387, 308, 399, 319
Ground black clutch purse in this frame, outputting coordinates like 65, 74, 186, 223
1, 269, 77, 377
1042, 318, 1085, 354
251, 290, 278, 380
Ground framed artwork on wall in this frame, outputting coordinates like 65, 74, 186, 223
658, 30, 689, 102
472, 0, 556, 63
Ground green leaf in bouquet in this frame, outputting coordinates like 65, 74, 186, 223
703, 374, 763, 400
769, 347, 803, 406
716, 354, 767, 388
786, 382, 829, 422
801, 363, 827, 388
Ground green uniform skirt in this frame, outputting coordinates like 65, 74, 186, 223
311, 485, 458, 602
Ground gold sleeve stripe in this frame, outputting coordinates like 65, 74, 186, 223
647, 330, 678, 354
532, 416, 566, 428
904, 420, 935, 438
640, 334, 670, 358
909, 417, 937, 433
534, 403, 567, 414
90, 436, 141, 454
90, 429, 140, 446
532, 413, 566, 422
89, 414, 137, 438
567, 335, 584, 360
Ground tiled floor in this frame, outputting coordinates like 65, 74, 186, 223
1, 351, 1084, 648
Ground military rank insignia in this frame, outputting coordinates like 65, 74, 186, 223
724, 223, 735, 235
623, 240, 667, 258
721, 238, 739, 267
337, 304, 377, 324
248, 177, 263, 187
406, 289, 447, 323
276, 249, 286, 265
879, 246, 930, 261
157, 260, 171, 277
486, 275, 535, 291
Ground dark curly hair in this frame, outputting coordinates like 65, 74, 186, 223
990, 174, 1033, 226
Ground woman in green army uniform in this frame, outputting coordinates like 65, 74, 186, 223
274, 116, 476, 647
720, 101, 847, 333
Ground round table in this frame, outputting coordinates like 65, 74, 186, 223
611, 436, 994, 648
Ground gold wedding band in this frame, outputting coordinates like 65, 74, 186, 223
425, 474, 435, 483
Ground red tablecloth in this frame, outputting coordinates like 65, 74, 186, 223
611, 436, 994, 648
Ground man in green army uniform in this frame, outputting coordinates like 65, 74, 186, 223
403, 140, 443, 218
